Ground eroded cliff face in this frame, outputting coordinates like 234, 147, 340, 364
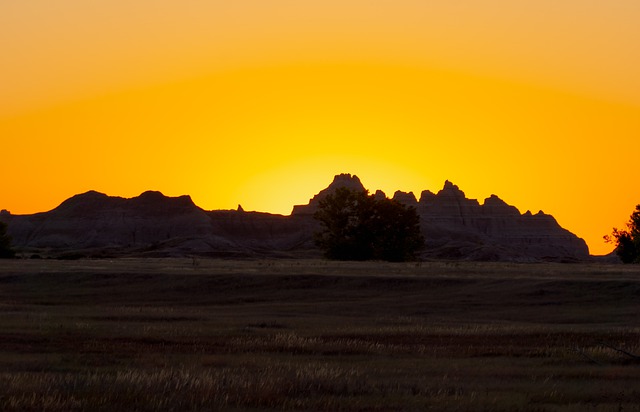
5, 191, 214, 253
1, 174, 589, 261
397, 181, 588, 261
2, 189, 320, 258
293, 177, 589, 261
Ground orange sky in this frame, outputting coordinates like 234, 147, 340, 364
1, 1, 639, 255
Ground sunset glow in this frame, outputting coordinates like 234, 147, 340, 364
2, 1, 639, 255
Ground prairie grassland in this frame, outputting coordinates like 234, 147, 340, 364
1, 258, 640, 411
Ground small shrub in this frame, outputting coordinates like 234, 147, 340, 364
605, 204, 640, 263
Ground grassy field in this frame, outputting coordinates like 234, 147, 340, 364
1, 258, 640, 411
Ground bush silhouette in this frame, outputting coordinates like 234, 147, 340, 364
0, 221, 15, 259
605, 204, 640, 263
314, 187, 424, 261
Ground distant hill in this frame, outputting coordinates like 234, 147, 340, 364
0, 174, 589, 261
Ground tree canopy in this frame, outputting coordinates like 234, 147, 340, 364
313, 187, 424, 262
605, 204, 640, 263
0, 221, 15, 259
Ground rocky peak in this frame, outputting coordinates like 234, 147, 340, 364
291, 173, 366, 215
65, 190, 110, 203
426, 181, 480, 216
54, 190, 118, 213
310, 173, 366, 203
133, 191, 196, 209
326, 173, 365, 192
419, 190, 436, 203
437, 180, 467, 199
392, 191, 418, 205
137, 190, 167, 201
373, 190, 387, 200
482, 194, 520, 216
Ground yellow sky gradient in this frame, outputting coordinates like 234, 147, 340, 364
1, 1, 639, 255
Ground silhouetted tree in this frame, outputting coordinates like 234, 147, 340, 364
0, 221, 15, 259
605, 204, 640, 263
314, 187, 424, 261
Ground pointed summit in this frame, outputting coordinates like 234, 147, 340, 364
325, 173, 365, 192
291, 173, 366, 215
373, 190, 387, 200
437, 180, 466, 199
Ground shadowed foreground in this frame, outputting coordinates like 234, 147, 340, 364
1, 259, 640, 411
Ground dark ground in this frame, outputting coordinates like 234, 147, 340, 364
1, 258, 640, 411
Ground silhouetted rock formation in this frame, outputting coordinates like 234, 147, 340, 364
393, 191, 418, 206
4, 191, 211, 253
1, 174, 589, 261
2, 191, 315, 259
290, 176, 589, 261
291, 173, 365, 215
411, 181, 589, 261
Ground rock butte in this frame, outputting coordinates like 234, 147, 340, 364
1, 174, 589, 261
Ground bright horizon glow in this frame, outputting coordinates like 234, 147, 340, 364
2, 1, 640, 255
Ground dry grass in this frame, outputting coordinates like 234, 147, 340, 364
1, 258, 640, 411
